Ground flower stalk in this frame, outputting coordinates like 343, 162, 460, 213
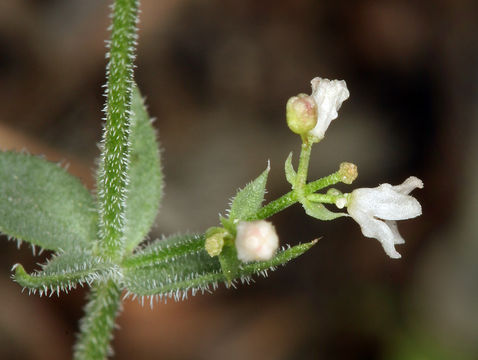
251, 169, 344, 221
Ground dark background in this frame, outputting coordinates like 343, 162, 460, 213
1, 0, 477, 359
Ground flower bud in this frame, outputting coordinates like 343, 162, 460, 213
286, 94, 318, 135
338, 162, 358, 184
235, 220, 279, 262
205, 228, 227, 257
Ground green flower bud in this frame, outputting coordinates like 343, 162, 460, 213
338, 162, 358, 184
205, 233, 225, 257
286, 94, 318, 135
205, 227, 228, 257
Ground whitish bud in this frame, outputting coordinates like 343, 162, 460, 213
338, 162, 358, 184
235, 220, 279, 262
286, 94, 318, 135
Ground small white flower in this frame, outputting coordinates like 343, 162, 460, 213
347, 176, 423, 259
309, 77, 350, 139
235, 220, 279, 262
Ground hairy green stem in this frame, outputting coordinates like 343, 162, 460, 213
97, 0, 139, 259
74, 0, 139, 359
73, 281, 122, 360
251, 171, 342, 220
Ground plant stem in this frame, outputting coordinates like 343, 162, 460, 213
251, 171, 342, 220
74, 0, 139, 358
307, 192, 350, 204
295, 138, 313, 193
73, 281, 122, 360
97, 0, 139, 259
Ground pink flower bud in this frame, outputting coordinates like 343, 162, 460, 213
286, 94, 318, 135
235, 220, 279, 262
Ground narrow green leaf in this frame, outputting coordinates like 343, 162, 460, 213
12, 252, 114, 295
122, 238, 317, 301
285, 152, 297, 185
0, 152, 97, 252
123, 85, 163, 253
122, 234, 205, 269
228, 164, 270, 222
239, 239, 318, 275
302, 199, 346, 220
122, 246, 222, 301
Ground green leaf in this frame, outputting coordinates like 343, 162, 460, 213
122, 234, 206, 269
285, 152, 297, 185
228, 164, 270, 222
239, 239, 318, 276
122, 235, 222, 301
12, 251, 114, 295
0, 152, 97, 252
123, 85, 163, 253
122, 234, 317, 301
302, 198, 346, 220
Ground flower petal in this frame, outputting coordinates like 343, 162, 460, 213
309, 77, 349, 139
348, 207, 401, 258
393, 176, 424, 195
385, 220, 405, 244
350, 185, 422, 221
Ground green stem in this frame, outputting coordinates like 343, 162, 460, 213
295, 138, 313, 193
97, 0, 139, 259
251, 171, 342, 220
73, 281, 122, 360
306, 193, 348, 204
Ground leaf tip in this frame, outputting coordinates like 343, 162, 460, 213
11, 263, 27, 283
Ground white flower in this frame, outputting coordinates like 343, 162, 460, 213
347, 176, 423, 259
309, 77, 350, 139
235, 220, 279, 262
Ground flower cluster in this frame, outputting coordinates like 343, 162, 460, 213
284, 75, 423, 259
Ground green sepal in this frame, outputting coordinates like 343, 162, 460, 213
123, 84, 163, 253
0, 151, 97, 252
12, 251, 114, 295
218, 242, 241, 284
285, 152, 297, 186
228, 163, 270, 222
302, 198, 347, 220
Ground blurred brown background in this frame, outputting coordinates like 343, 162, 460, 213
1, 0, 477, 359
